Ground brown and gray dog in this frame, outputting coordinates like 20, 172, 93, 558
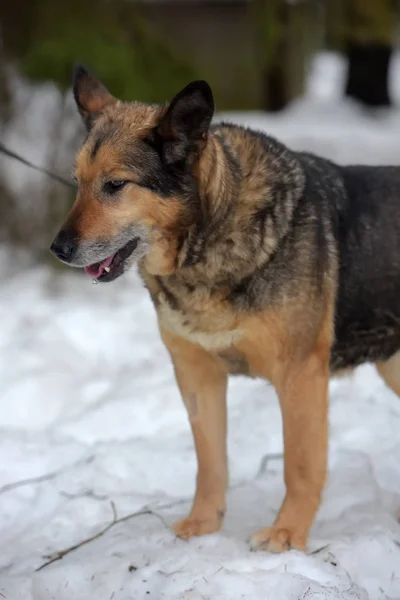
51, 65, 400, 553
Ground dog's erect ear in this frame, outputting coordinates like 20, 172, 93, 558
73, 64, 116, 130
156, 80, 214, 166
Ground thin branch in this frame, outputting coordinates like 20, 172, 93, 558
59, 489, 109, 501
35, 501, 171, 572
0, 471, 60, 495
307, 543, 330, 556
0, 455, 95, 496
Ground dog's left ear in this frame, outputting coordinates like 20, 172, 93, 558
73, 64, 116, 130
157, 80, 214, 166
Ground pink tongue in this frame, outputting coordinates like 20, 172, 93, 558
84, 254, 115, 279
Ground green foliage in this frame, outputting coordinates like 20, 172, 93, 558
19, 1, 197, 102
345, 0, 395, 45
252, 0, 284, 68
326, 0, 395, 49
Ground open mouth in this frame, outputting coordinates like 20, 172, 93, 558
84, 238, 139, 282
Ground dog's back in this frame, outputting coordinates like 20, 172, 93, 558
334, 164, 400, 369
284, 151, 400, 370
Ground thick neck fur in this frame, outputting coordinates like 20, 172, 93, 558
174, 124, 306, 287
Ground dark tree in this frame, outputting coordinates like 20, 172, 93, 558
344, 0, 395, 107
254, 0, 315, 112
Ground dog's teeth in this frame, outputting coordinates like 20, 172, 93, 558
104, 267, 111, 273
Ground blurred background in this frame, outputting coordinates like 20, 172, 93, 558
0, 0, 399, 265
3, 4, 400, 594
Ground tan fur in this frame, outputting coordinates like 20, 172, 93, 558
244, 299, 332, 551
67, 106, 188, 276
70, 182, 183, 240
158, 303, 242, 350
155, 266, 334, 549
70, 103, 335, 549
191, 133, 291, 280
161, 327, 228, 539
61, 73, 400, 553
154, 283, 242, 351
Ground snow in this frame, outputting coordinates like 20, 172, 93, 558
1, 52, 400, 599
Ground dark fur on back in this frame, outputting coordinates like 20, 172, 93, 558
332, 164, 400, 368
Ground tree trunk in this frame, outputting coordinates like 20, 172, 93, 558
346, 42, 392, 106
255, 0, 312, 112
263, 12, 287, 113
344, 0, 395, 107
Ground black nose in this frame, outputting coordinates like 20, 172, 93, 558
50, 228, 77, 263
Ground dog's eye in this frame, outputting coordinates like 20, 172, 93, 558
103, 180, 128, 194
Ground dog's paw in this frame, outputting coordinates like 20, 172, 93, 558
249, 526, 306, 553
172, 514, 223, 540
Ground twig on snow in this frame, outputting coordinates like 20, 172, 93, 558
35, 500, 171, 572
0, 455, 95, 496
308, 544, 330, 556
59, 489, 109, 501
255, 453, 284, 479
0, 470, 61, 495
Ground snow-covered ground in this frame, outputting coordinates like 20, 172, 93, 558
1, 53, 400, 599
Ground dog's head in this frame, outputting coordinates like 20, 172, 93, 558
50, 65, 214, 281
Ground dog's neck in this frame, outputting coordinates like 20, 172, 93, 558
197, 133, 240, 227
144, 127, 305, 284
177, 133, 241, 270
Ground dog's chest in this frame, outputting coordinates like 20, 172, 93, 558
145, 274, 242, 352
158, 301, 241, 351
156, 289, 277, 379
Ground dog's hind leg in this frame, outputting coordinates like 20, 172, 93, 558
160, 327, 228, 539
376, 351, 400, 398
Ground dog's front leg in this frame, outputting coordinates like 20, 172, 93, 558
161, 328, 228, 539
250, 350, 329, 553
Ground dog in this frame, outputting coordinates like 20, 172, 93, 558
50, 64, 400, 553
